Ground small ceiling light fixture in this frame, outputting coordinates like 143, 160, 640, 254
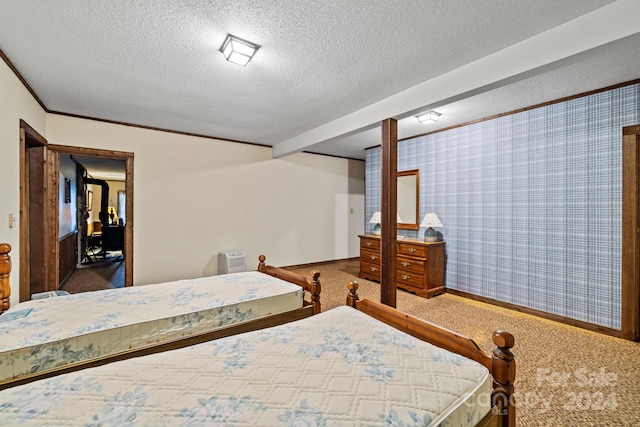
219, 33, 261, 66
416, 110, 441, 123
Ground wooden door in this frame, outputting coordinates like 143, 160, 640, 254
20, 120, 51, 301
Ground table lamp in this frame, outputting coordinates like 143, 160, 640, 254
369, 211, 403, 236
369, 211, 382, 235
420, 212, 443, 242
108, 206, 118, 225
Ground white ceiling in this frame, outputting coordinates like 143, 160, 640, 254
1, 0, 639, 160
72, 155, 126, 181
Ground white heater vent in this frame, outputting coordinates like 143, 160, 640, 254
218, 250, 246, 274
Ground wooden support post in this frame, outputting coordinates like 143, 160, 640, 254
381, 118, 398, 307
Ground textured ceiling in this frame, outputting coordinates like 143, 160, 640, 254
0, 0, 638, 161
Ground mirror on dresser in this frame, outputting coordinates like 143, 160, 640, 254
397, 169, 419, 230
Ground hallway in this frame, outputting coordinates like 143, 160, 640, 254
60, 256, 124, 294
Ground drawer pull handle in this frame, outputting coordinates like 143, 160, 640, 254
401, 274, 410, 280
366, 242, 372, 246
370, 267, 378, 272
401, 261, 410, 267
370, 255, 378, 260
408, 248, 416, 253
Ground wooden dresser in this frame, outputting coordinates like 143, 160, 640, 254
358, 235, 445, 298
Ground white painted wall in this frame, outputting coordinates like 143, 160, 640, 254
0, 55, 365, 303
0, 59, 47, 308
46, 115, 365, 285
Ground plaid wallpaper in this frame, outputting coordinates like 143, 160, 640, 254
366, 83, 640, 329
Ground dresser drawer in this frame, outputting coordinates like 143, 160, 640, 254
359, 260, 381, 280
396, 270, 424, 290
360, 237, 380, 251
397, 255, 425, 275
397, 241, 427, 258
361, 248, 381, 264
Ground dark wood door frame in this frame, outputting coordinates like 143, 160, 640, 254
20, 120, 134, 301
19, 120, 50, 301
622, 124, 640, 341
49, 144, 134, 288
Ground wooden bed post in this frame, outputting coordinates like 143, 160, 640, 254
491, 330, 516, 427
257, 254, 267, 272
0, 243, 11, 314
347, 280, 359, 308
310, 270, 321, 314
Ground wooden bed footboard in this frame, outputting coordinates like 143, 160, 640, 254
0, 243, 11, 314
347, 281, 516, 427
258, 254, 321, 314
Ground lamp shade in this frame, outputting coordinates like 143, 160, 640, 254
420, 213, 443, 228
369, 212, 403, 223
420, 213, 442, 242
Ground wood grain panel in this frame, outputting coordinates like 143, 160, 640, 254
58, 231, 78, 285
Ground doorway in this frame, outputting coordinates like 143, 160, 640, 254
19, 119, 134, 301
58, 153, 127, 291
49, 145, 134, 290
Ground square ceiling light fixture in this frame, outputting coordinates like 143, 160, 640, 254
416, 110, 441, 123
219, 33, 261, 66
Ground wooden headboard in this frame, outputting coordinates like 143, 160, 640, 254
0, 243, 11, 314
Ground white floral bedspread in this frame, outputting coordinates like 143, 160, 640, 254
0, 306, 491, 426
0, 271, 303, 384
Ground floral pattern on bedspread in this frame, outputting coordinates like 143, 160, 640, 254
0, 272, 303, 384
0, 307, 492, 426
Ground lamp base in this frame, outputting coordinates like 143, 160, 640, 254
424, 227, 437, 242
372, 223, 381, 236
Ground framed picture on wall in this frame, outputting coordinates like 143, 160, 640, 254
86, 190, 93, 212
64, 179, 71, 203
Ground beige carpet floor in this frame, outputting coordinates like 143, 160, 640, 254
287, 259, 640, 427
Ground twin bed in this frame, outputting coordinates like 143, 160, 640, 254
0, 251, 320, 388
0, 244, 516, 426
